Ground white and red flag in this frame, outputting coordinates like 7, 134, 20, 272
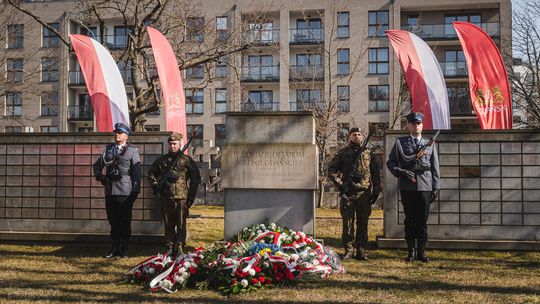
453, 22, 512, 129
386, 30, 451, 130
147, 26, 187, 144
69, 34, 130, 132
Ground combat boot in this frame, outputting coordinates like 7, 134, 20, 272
118, 239, 129, 258
355, 247, 368, 261
417, 241, 430, 263
342, 249, 354, 260
404, 239, 416, 262
104, 240, 120, 258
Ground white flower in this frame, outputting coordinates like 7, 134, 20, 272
260, 240, 265, 244
243, 227, 248, 232
294, 235, 300, 240
192, 263, 198, 268
248, 268, 256, 276
181, 272, 190, 279
263, 262, 270, 268
312, 259, 320, 266
290, 254, 300, 261
299, 251, 308, 259
241, 279, 249, 287
257, 230, 262, 234
160, 279, 173, 289
269, 223, 276, 229
179, 267, 187, 273
260, 224, 266, 229
174, 273, 184, 283
147, 268, 155, 275
184, 261, 191, 268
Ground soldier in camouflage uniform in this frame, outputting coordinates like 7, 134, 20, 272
147, 132, 200, 257
328, 128, 381, 260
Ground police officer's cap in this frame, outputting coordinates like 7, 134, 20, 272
348, 127, 361, 136
168, 132, 183, 142
113, 123, 131, 135
406, 112, 424, 123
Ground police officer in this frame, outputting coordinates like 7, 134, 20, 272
93, 123, 141, 258
147, 132, 200, 257
387, 112, 440, 263
328, 127, 381, 260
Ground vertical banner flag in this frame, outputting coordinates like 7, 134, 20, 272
147, 26, 187, 145
453, 21, 512, 129
386, 30, 451, 130
70, 35, 130, 132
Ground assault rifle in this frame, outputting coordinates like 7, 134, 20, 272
339, 130, 374, 202
153, 137, 193, 196
416, 130, 440, 159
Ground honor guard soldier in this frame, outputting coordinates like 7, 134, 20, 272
328, 127, 381, 260
147, 132, 200, 257
93, 123, 142, 258
387, 112, 440, 263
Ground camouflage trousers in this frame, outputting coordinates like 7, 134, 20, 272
339, 190, 372, 252
160, 198, 189, 248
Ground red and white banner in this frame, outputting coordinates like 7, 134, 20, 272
69, 34, 130, 132
147, 27, 187, 143
453, 22, 512, 129
386, 30, 451, 130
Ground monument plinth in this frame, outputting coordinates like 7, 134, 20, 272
222, 112, 318, 240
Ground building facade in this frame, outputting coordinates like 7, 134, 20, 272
0, 0, 512, 147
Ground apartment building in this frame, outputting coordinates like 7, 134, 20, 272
0, 0, 512, 147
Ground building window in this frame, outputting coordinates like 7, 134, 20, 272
447, 85, 472, 115
215, 56, 229, 78
337, 85, 350, 112
6, 58, 23, 83
5, 126, 22, 133
43, 23, 60, 47
187, 17, 205, 43
216, 16, 228, 42
215, 124, 226, 147
114, 26, 131, 49
186, 53, 204, 79
338, 123, 349, 142
144, 125, 160, 131
41, 126, 58, 132
368, 11, 389, 37
246, 55, 275, 80
187, 124, 204, 147
244, 90, 276, 111
445, 15, 481, 37
368, 48, 389, 74
247, 21, 275, 44
80, 26, 97, 38
78, 127, 93, 132
407, 15, 420, 26
337, 12, 350, 38
41, 91, 59, 116
117, 60, 132, 84
337, 49, 350, 75
5, 92, 22, 117
42, 57, 59, 82
185, 89, 204, 114
368, 85, 389, 112
215, 88, 227, 113
7, 24, 24, 49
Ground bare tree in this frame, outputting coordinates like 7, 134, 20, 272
508, 0, 540, 128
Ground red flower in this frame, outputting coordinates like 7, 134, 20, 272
251, 278, 259, 284
259, 276, 265, 283
189, 267, 197, 274
254, 266, 261, 273
273, 264, 278, 271
286, 272, 294, 280
232, 279, 237, 285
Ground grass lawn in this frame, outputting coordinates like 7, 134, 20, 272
0, 207, 538, 304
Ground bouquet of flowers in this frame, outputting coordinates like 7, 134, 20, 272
125, 221, 345, 295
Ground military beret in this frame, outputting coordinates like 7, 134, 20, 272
168, 132, 183, 142
348, 127, 361, 136
406, 112, 424, 123
113, 122, 131, 135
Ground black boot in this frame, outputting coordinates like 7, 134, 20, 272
417, 240, 430, 263
118, 239, 129, 258
164, 244, 174, 257
342, 248, 354, 260
404, 239, 416, 262
355, 247, 368, 261
104, 240, 120, 258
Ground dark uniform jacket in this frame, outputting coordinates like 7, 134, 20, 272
387, 136, 440, 191
328, 143, 381, 196
93, 144, 142, 196
147, 152, 201, 201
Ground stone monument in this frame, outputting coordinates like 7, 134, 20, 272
221, 112, 318, 240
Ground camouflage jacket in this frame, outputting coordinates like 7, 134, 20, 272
328, 143, 381, 195
147, 152, 201, 200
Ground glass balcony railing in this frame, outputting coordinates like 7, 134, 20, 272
240, 66, 280, 82
68, 105, 94, 120
289, 101, 326, 111
401, 22, 499, 40
440, 61, 468, 78
449, 98, 475, 116
68, 71, 85, 85
240, 99, 280, 112
244, 29, 280, 45
289, 65, 324, 81
290, 28, 324, 44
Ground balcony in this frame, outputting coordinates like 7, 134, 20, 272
241, 66, 280, 82
289, 101, 326, 111
401, 22, 499, 40
290, 28, 324, 44
240, 100, 280, 112
101, 34, 129, 50
440, 61, 468, 78
289, 65, 324, 82
68, 105, 94, 121
449, 98, 474, 116
68, 71, 85, 85
244, 29, 280, 45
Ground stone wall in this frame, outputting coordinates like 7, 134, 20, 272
379, 130, 540, 250
0, 132, 170, 241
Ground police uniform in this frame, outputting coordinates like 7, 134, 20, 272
328, 128, 381, 260
147, 132, 200, 256
93, 123, 141, 258
386, 112, 440, 262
